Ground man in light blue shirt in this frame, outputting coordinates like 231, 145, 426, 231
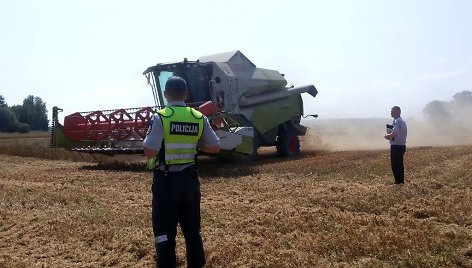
384, 106, 407, 184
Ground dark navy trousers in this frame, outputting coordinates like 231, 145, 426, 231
390, 145, 406, 184
152, 166, 205, 268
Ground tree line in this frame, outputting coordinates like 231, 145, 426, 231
0, 95, 49, 133
423, 90, 472, 124
2, 90, 469, 133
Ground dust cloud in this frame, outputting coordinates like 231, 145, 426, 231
301, 118, 472, 152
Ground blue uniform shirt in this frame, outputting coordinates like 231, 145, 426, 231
390, 116, 407, 145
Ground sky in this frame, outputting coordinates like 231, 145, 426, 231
1, 0, 472, 121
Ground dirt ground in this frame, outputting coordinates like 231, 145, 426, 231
0, 122, 472, 268
1, 133, 472, 267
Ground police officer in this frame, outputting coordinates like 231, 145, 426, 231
143, 76, 220, 267
384, 106, 407, 184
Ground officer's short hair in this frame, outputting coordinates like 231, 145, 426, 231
165, 76, 187, 93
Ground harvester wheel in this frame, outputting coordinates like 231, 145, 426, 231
276, 128, 300, 157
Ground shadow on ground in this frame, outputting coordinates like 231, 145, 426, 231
79, 150, 323, 178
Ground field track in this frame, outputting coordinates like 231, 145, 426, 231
1, 141, 472, 267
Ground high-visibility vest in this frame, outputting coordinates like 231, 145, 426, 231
157, 106, 203, 166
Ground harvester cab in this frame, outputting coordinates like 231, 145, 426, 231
51, 51, 318, 157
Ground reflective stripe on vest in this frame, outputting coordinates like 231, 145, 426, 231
158, 106, 203, 165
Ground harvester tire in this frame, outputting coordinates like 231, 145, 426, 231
276, 128, 300, 157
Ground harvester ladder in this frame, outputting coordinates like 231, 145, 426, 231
229, 79, 239, 111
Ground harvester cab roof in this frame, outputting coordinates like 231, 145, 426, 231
143, 60, 213, 107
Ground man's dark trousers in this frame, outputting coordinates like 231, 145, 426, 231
390, 145, 406, 184
152, 166, 205, 268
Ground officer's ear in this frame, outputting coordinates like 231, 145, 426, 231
181, 90, 187, 100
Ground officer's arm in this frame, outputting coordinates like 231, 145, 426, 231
142, 114, 163, 158
143, 146, 158, 158
389, 124, 400, 138
198, 144, 220, 153
384, 131, 397, 140
198, 116, 221, 154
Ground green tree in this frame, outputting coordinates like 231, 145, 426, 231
0, 95, 7, 108
450, 90, 472, 124
423, 100, 453, 122
0, 107, 19, 132
17, 123, 30, 133
452, 90, 472, 104
423, 90, 472, 124
12, 95, 49, 131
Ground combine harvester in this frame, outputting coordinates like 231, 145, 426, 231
50, 51, 318, 158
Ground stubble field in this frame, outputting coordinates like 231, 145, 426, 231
1, 122, 472, 267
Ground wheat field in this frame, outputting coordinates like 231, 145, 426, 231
1, 130, 472, 267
